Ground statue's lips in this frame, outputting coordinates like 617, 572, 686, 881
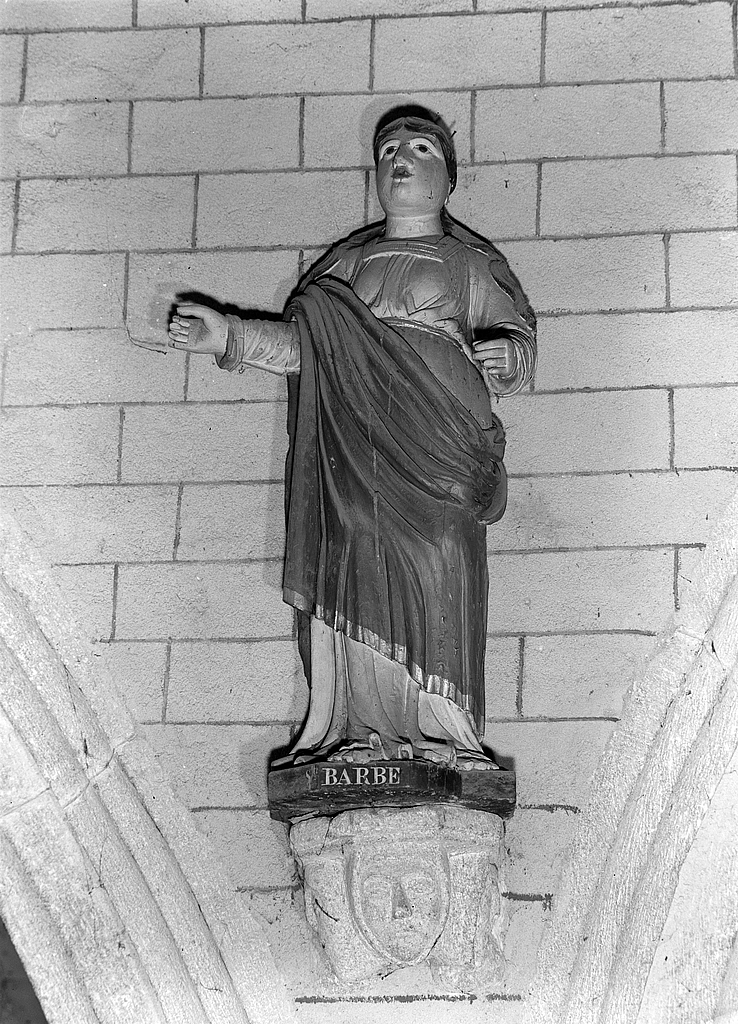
391, 169, 413, 181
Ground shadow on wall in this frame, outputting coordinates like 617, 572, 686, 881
0, 918, 47, 1024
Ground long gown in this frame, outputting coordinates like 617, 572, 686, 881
222, 221, 536, 765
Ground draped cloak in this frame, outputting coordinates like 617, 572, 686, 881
282, 278, 508, 735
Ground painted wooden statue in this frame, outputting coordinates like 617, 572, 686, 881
167, 108, 536, 771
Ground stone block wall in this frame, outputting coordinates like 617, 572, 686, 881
0, 0, 736, 1017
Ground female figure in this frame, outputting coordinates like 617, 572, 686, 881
168, 109, 536, 769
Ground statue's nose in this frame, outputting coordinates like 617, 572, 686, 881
391, 883, 411, 919
393, 148, 412, 168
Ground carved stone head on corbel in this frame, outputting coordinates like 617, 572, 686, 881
290, 804, 506, 989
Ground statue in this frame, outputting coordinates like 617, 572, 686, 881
166, 107, 536, 773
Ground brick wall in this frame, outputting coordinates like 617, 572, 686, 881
0, 0, 736, 1017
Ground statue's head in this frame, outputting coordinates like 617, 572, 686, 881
373, 106, 457, 192
291, 806, 505, 985
349, 844, 450, 965
373, 106, 457, 219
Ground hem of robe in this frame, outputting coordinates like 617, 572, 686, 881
288, 618, 485, 761
284, 587, 475, 717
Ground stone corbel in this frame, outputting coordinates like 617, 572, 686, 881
290, 804, 506, 989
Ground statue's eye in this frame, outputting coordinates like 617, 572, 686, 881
380, 143, 398, 160
410, 138, 442, 158
403, 873, 437, 903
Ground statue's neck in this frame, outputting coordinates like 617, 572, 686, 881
383, 212, 444, 239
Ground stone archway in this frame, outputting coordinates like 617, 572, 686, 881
0, 509, 294, 1024
530, 488, 738, 1024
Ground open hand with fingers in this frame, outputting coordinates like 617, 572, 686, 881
168, 303, 229, 357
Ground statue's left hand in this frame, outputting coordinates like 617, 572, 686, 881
472, 337, 514, 379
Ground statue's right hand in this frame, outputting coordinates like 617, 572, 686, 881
168, 303, 228, 357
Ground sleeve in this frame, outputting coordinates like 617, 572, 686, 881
216, 315, 300, 376
468, 250, 537, 398
216, 246, 359, 376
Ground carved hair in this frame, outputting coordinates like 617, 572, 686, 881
373, 105, 458, 194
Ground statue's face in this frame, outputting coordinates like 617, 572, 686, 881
375, 127, 450, 220
349, 847, 450, 965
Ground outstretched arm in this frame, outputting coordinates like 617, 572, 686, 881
168, 303, 300, 376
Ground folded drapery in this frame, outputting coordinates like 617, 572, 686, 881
283, 278, 507, 735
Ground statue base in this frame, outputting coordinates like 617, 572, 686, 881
267, 759, 515, 822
